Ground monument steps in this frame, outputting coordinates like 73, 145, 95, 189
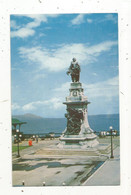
98, 144, 117, 155
35, 148, 103, 157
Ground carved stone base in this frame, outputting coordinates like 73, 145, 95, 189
58, 82, 99, 149
58, 134, 99, 149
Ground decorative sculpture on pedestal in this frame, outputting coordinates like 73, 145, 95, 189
58, 58, 99, 149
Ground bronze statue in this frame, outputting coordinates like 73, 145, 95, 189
67, 58, 81, 82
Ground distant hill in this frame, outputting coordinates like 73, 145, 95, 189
12, 113, 119, 134
13, 113, 43, 120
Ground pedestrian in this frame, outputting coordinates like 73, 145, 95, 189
36, 135, 38, 143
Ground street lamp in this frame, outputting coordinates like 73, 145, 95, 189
14, 129, 22, 157
109, 126, 114, 158
33, 135, 35, 141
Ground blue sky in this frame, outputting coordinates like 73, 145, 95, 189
11, 13, 119, 118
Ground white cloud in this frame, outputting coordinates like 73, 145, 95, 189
71, 13, 117, 26
86, 41, 118, 56
20, 14, 48, 22
31, 73, 46, 81
83, 76, 119, 114
53, 82, 70, 101
11, 27, 35, 38
10, 20, 19, 29
44, 98, 63, 110
11, 14, 59, 38
21, 14, 59, 21
87, 19, 93, 23
54, 82, 70, 93
12, 103, 21, 110
12, 76, 119, 115
22, 102, 36, 111
18, 40, 117, 72
96, 14, 118, 24
50, 76, 119, 115
54, 76, 119, 102
71, 14, 85, 25
83, 76, 119, 100
39, 33, 45, 37
105, 14, 117, 24
22, 97, 63, 111
92, 72, 97, 76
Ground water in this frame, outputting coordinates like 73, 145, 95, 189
13, 114, 119, 134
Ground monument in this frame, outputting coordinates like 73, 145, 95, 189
58, 58, 99, 149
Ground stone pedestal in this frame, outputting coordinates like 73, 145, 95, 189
58, 82, 99, 149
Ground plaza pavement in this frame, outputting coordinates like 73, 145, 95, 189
83, 146, 120, 186
12, 137, 120, 186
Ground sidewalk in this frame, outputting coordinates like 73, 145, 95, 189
83, 146, 120, 186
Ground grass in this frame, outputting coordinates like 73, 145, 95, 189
12, 145, 31, 153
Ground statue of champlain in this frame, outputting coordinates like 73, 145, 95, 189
67, 58, 81, 82
58, 58, 98, 149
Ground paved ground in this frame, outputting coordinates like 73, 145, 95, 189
12, 137, 120, 186
83, 146, 120, 186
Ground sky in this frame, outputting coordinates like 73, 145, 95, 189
11, 13, 119, 118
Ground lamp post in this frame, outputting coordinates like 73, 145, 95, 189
33, 135, 35, 141
109, 126, 114, 158
14, 129, 22, 157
